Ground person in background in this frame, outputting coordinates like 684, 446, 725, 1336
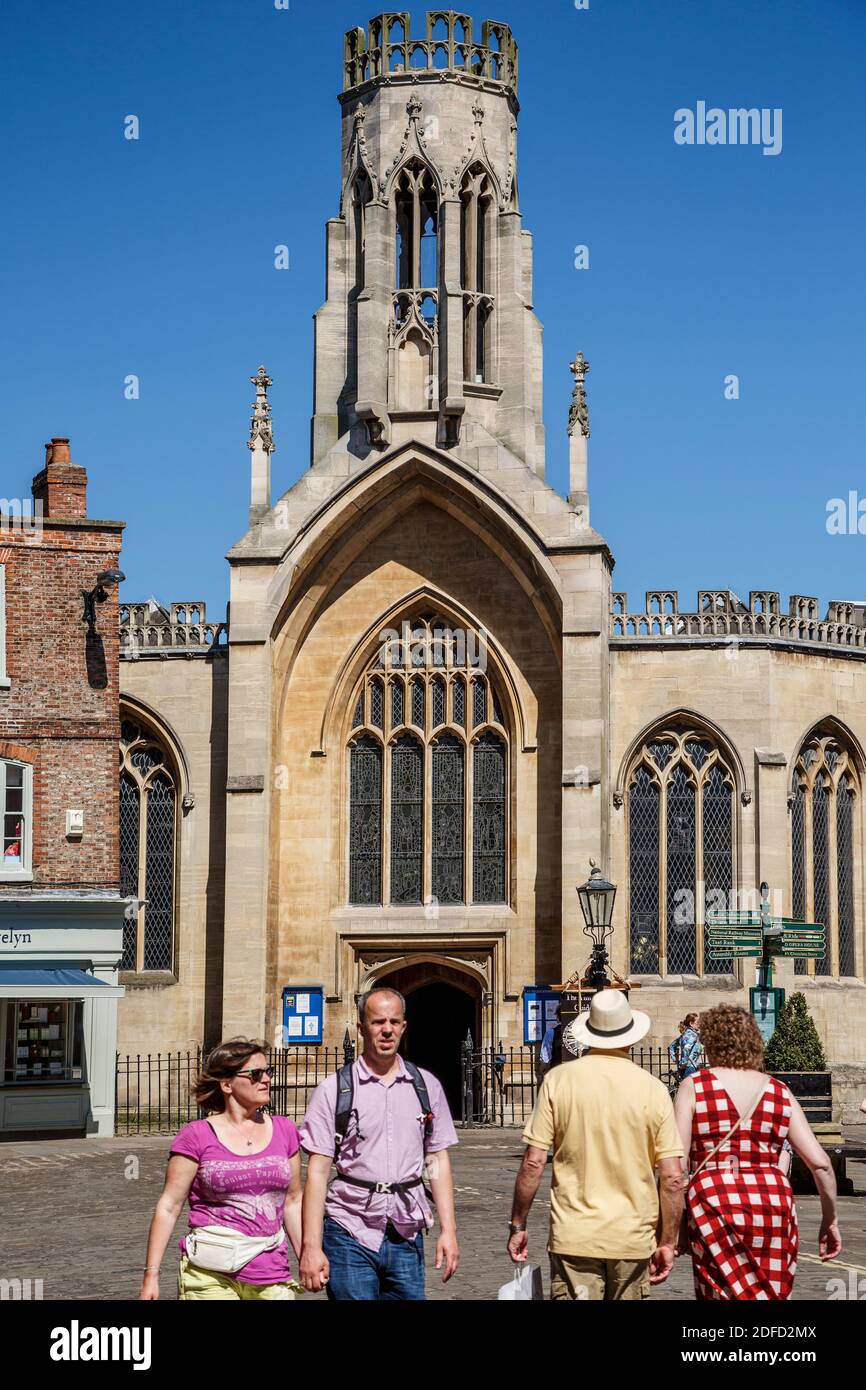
538, 1004, 563, 1077
668, 1013, 701, 1090
675, 1004, 841, 1300
139, 1038, 302, 1301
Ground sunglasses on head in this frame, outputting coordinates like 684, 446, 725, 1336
234, 1066, 273, 1083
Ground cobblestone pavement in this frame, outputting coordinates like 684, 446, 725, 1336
1, 1131, 865, 1302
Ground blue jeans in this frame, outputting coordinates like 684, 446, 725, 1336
323, 1216, 426, 1301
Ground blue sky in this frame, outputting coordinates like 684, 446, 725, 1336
1, 0, 864, 620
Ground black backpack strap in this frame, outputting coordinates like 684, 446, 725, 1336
403, 1060, 434, 1151
334, 1063, 356, 1159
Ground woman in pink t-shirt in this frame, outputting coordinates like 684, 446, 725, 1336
139, 1038, 302, 1301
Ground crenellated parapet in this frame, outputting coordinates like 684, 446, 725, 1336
120, 600, 227, 659
344, 12, 518, 94
610, 590, 866, 651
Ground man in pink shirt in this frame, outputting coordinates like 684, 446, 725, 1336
299, 986, 460, 1300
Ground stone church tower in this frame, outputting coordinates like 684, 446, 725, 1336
222, 11, 611, 1080
117, 12, 866, 1120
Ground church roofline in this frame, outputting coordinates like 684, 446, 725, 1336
611, 589, 866, 657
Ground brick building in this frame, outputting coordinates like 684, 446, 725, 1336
0, 438, 125, 1137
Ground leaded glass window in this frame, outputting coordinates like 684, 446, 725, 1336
119, 716, 177, 974
391, 680, 404, 729
347, 617, 508, 905
370, 679, 384, 731
473, 733, 506, 903
411, 679, 425, 729
473, 678, 486, 728
792, 779, 807, 976
791, 731, 860, 979
144, 776, 175, 971
838, 777, 855, 976
629, 767, 660, 973
350, 737, 382, 905
666, 765, 696, 974
453, 679, 466, 728
119, 772, 140, 970
391, 737, 423, 903
432, 677, 446, 729
626, 724, 735, 976
703, 766, 733, 975
812, 777, 830, 977
432, 736, 464, 903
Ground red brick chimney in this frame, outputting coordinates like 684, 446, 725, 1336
32, 438, 88, 519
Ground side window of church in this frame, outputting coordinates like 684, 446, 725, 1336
119, 717, 177, 972
0, 759, 32, 879
626, 726, 734, 977
791, 731, 858, 979
348, 619, 507, 907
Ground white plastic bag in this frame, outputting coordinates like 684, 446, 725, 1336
498, 1264, 544, 1300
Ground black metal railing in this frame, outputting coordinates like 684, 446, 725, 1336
115, 1049, 204, 1136
458, 1038, 704, 1128
115, 1034, 356, 1136
115, 1037, 700, 1135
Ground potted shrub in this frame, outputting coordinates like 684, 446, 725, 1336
764, 992, 831, 1122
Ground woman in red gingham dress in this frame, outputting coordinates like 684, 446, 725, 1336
674, 1006, 841, 1300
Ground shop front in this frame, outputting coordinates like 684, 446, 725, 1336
0, 896, 125, 1138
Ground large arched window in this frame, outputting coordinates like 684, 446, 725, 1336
119, 715, 178, 973
348, 617, 508, 906
791, 728, 859, 978
626, 723, 735, 976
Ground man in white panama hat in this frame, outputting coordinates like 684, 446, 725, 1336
508, 990, 684, 1300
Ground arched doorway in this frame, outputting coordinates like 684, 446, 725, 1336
374, 960, 481, 1117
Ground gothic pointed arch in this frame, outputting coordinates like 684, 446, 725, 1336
316, 588, 530, 756
615, 708, 746, 807
118, 702, 182, 975
789, 718, 862, 979
621, 714, 740, 977
267, 441, 566, 690
379, 95, 445, 203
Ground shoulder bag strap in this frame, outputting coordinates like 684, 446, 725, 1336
690, 1079, 769, 1181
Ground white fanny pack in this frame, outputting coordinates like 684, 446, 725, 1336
185, 1224, 286, 1275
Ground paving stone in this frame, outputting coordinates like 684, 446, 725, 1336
0, 1131, 863, 1302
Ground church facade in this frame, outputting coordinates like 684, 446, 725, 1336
116, 13, 866, 1119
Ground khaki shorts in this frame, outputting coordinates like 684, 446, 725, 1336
177, 1255, 297, 1301
549, 1253, 650, 1302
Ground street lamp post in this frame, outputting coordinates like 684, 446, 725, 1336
577, 860, 618, 993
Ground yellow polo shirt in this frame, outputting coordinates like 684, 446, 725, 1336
522, 1051, 683, 1259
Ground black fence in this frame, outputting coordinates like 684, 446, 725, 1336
115, 1041, 355, 1136
115, 1040, 695, 1135
115, 1049, 204, 1136
457, 1042, 691, 1127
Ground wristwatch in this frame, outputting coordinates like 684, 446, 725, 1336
508, 1222, 526, 1234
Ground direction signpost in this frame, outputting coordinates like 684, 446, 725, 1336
705, 884, 826, 1041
